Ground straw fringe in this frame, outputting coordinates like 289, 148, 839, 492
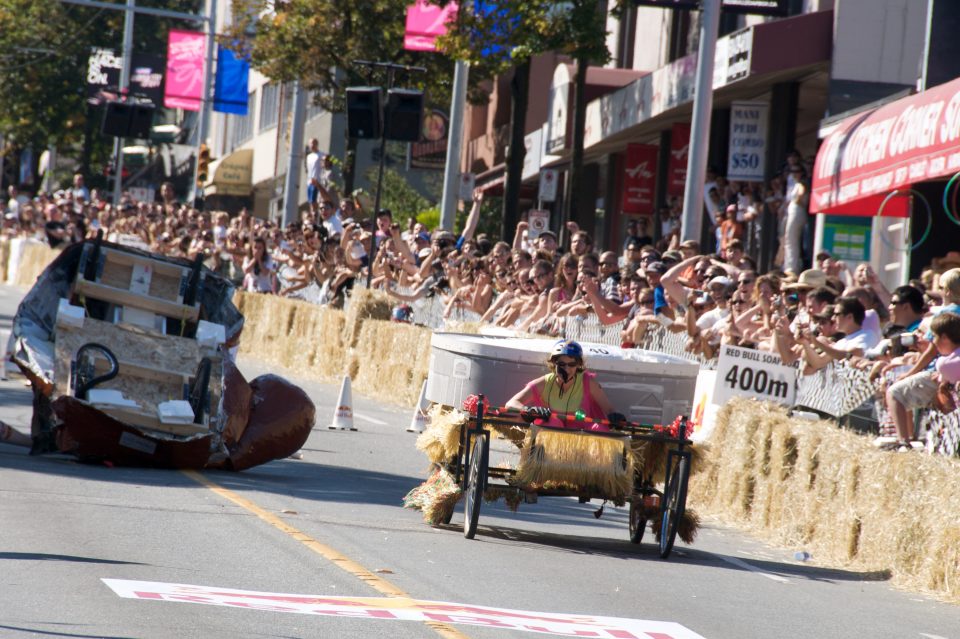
416, 407, 466, 464
514, 427, 634, 498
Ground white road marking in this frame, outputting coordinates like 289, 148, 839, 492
354, 412, 388, 425
919, 633, 949, 639
715, 554, 790, 584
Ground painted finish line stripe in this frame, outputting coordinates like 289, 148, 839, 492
354, 412, 388, 425
180, 470, 467, 639
102, 579, 707, 639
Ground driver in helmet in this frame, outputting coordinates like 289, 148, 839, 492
505, 339, 625, 431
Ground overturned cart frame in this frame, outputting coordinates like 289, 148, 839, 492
445, 395, 692, 559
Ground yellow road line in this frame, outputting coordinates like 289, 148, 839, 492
181, 470, 470, 639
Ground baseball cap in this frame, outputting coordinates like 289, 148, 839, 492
416, 231, 431, 243
708, 275, 734, 289
537, 229, 557, 240
644, 261, 666, 274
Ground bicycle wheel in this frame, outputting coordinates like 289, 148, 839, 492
659, 456, 688, 558
628, 498, 647, 544
463, 434, 488, 539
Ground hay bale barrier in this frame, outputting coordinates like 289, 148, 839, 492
690, 398, 960, 603
350, 318, 432, 406
234, 292, 347, 382
12, 241, 61, 287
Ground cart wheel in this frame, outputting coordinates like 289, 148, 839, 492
628, 499, 647, 544
463, 434, 488, 539
659, 456, 689, 559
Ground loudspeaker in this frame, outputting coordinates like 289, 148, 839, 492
101, 102, 156, 138
383, 89, 423, 142
346, 87, 381, 139
101, 102, 131, 137
127, 104, 156, 139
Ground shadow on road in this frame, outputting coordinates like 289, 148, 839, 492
442, 522, 891, 584
0, 552, 146, 565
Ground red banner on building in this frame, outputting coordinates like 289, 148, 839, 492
667, 123, 690, 198
621, 144, 658, 215
811, 74, 960, 216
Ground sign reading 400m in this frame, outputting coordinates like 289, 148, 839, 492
714, 344, 796, 407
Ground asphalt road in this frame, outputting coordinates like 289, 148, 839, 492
0, 283, 957, 639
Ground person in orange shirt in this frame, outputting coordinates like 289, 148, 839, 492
719, 204, 744, 253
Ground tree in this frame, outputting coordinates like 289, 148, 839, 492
0, 0, 204, 186
439, 1, 612, 243
226, 0, 456, 193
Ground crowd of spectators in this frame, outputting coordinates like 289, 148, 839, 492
3, 156, 959, 452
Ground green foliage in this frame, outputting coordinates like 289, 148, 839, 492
226, 0, 455, 113
437, 0, 613, 102
416, 206, 440, 230
361, 166, 438, 221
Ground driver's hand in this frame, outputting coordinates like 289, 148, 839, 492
521, 406, 552, 423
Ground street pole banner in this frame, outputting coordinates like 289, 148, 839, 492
164, 30, 206, 111
667, 123, 690, 197
130, 54, 165, 107
404, 1, 458, 52
727, 101, 769, 182
714, 344, 796, 407
102, 579, 706, 638
87, 47, 122, 105
621, 144, 657, 215
458, 172, 475, 200
213, 44, 250, 115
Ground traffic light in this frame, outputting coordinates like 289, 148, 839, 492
196, 144, 211, 186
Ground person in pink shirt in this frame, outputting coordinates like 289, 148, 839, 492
505, 340, 622, 431
932, 313, 960, 384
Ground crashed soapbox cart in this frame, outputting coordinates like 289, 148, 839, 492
406, 335, 698, 558
10, 235, 314, 469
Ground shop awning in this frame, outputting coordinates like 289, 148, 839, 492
204, 148, 253, 197
811, 75, 960, 216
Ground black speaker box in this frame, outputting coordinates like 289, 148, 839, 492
346, 87, 382, 139
383, 89, 423, 142
101, 102, 131, 137
127, 104, 156, 139
101, 102, 156, 138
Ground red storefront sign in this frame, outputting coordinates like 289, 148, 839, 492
621, 143, 658, 215
812, 75, 960, 217
667, 123, 690, 198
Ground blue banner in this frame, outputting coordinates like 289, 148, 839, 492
213, 45, 249, 115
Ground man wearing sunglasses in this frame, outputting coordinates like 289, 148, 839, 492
506, 340, 623, 431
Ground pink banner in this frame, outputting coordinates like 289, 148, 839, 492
404, 1, 458, 52
165, 30, 206, 111
667, 123, 690, 198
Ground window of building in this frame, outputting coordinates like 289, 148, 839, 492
259, 82, 280, 131
231, 91, 256, 147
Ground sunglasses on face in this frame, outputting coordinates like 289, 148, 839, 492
554, 359, 578, 368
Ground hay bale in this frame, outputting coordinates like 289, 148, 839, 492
689, 397, 960, 603
234, 292, 347, 381
351, 319, 432, 406
343, 288, 392, 348
13, 241, 61, 287
0, 239, 9, 282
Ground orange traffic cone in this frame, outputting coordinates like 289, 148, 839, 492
407, 380, 430, 433
329, 376, 356, 431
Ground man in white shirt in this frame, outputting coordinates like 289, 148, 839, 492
797, 296, 880, 374
305, 138, 323, 214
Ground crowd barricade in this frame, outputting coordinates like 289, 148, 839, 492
793, 361, 879, 418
